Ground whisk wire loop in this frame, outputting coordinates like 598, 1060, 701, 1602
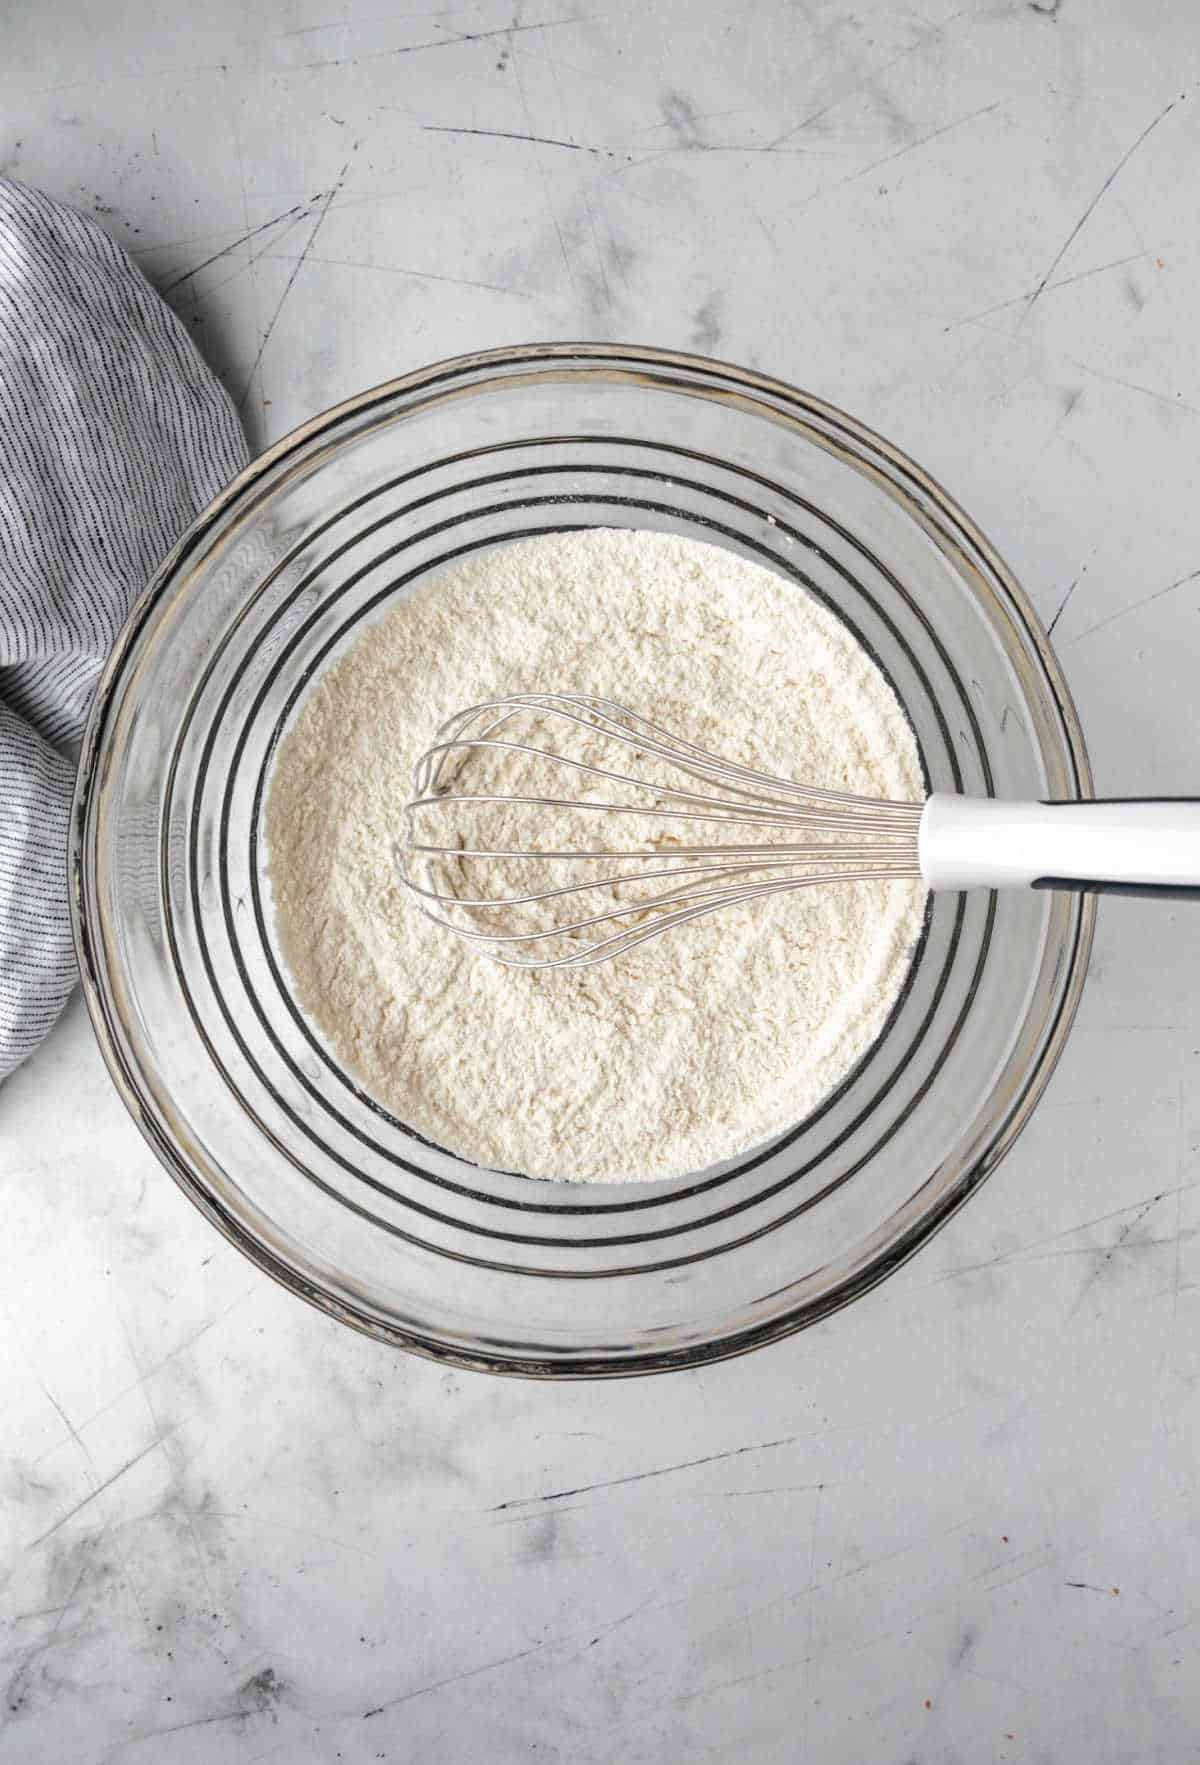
397, 693, 923, 969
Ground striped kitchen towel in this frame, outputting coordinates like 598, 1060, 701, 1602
0, 178, 248, 1080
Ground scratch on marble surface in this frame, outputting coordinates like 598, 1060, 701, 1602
162, 209, 323, 312
949, 315, 1200, 417
911, 1180, 1200, 1293
420, 124, 610, 153
490, 1434, 801, 1511
25, 1434, 172, 1552
30, 1290, 260, 1464
28, 1370, 91, 1466
256, 250, 533, 297
243, 1741, 293, 1765
288, 12, 601, 74
1064, 1193, 1169, 1320
802, 1478, 824, 1755
945, 251, 1156, 329
358, 1638, 548, 1714
160, 201, 313, 293
1018, 97, 1182, 327
114, 1309, 219, 1614
676, 1653, 814, 1706
688, 1482, 827, 1501
582, 190, 613, 316
99, 1706, 251, 1758
1063, 565, 1200, 646
1046, 565, 1085, 638
796, 99, 1007, 209
605, 96, 1005, 190
239, 158, 352, 410
1170, 1083, 1184, 1347
132, 223, 296, 258
566, 1577, 761, 1659
1059, 353, 1200, 417
764, 6, 973, 151
502, 32, 628, 92
29, 61, 231, 97
632, 102, 760, 140
974, 1541, 1058, 1594
5, 1561, 90, 1717
355, 1577, 776, 1715
509, 25, 578, 299
198, 1508, 376, 1560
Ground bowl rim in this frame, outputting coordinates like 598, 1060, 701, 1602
69, 341, 1096, 1377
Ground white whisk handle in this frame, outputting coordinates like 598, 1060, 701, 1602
917, 794, 1200, 896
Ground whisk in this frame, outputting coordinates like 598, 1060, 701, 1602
396, 692, 1200, 970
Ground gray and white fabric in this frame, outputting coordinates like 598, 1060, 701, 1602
0, 178, 247, 1079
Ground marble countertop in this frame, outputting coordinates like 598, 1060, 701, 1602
3, 2, 1200, 1759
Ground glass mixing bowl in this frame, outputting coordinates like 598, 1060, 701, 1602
71, 344, 1094, 1377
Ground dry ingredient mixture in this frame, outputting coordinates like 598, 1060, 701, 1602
265, 528, 926, 1183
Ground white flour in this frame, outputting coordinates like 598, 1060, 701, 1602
265, 529, 926, 1183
